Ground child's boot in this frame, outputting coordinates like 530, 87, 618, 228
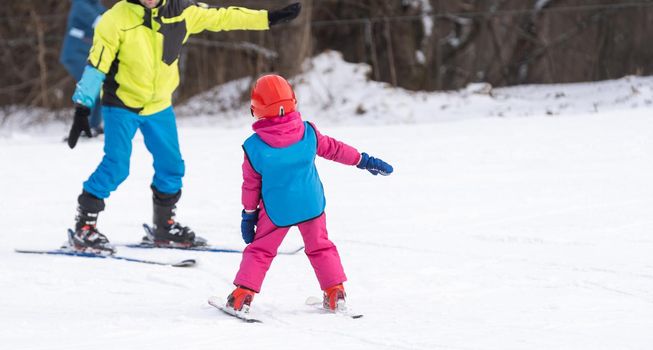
323, 283, 346, 312
226, 286, 256, 313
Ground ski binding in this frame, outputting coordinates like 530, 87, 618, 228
208, 296, 262, 323
305, 296, 363, 319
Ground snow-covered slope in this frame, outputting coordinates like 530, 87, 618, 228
178, 51, 653, 126
2, 51, 652, 135
0, 52, 652, 349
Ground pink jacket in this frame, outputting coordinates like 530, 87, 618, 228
241, 111, 361, 211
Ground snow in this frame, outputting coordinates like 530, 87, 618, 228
179, 51, 653, 126
1, 52, 653, 349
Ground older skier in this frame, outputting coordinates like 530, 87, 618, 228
67, 0, 302, 253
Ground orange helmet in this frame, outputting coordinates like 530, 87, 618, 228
250, 74, 297, 119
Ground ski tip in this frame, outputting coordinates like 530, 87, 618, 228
172, 259, 197, 268
14, 249, 34, 254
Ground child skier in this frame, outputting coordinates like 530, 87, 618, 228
222, 75, 393, 314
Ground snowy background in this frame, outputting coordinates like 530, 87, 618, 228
1, 52, 652, 349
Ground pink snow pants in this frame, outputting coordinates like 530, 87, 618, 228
234, 206, 347, 293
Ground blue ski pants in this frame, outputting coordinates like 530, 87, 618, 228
83, 106, 185, 199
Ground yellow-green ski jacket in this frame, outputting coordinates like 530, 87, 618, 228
88, 0, 269, 115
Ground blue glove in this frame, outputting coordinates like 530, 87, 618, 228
357, 152, 393, 176
72, 65, 105, 108
241, 209, 259, 244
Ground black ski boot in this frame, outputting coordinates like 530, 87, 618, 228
68, 191, 114, 255
145, 187, 207, 248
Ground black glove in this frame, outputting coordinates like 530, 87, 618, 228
269, 2, 301, 26
68, 104, 92, 149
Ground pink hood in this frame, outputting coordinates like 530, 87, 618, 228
252, 111, 305, 148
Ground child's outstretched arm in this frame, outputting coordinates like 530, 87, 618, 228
309, 122, 393, 176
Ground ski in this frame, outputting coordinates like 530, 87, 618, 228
305, 296, 363, 319
116, 224, 304, 255
208, 296, 262, 323
123, 242, 304, 255
15, 248, 196, 267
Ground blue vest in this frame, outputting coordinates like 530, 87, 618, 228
243, 122, 326, 227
